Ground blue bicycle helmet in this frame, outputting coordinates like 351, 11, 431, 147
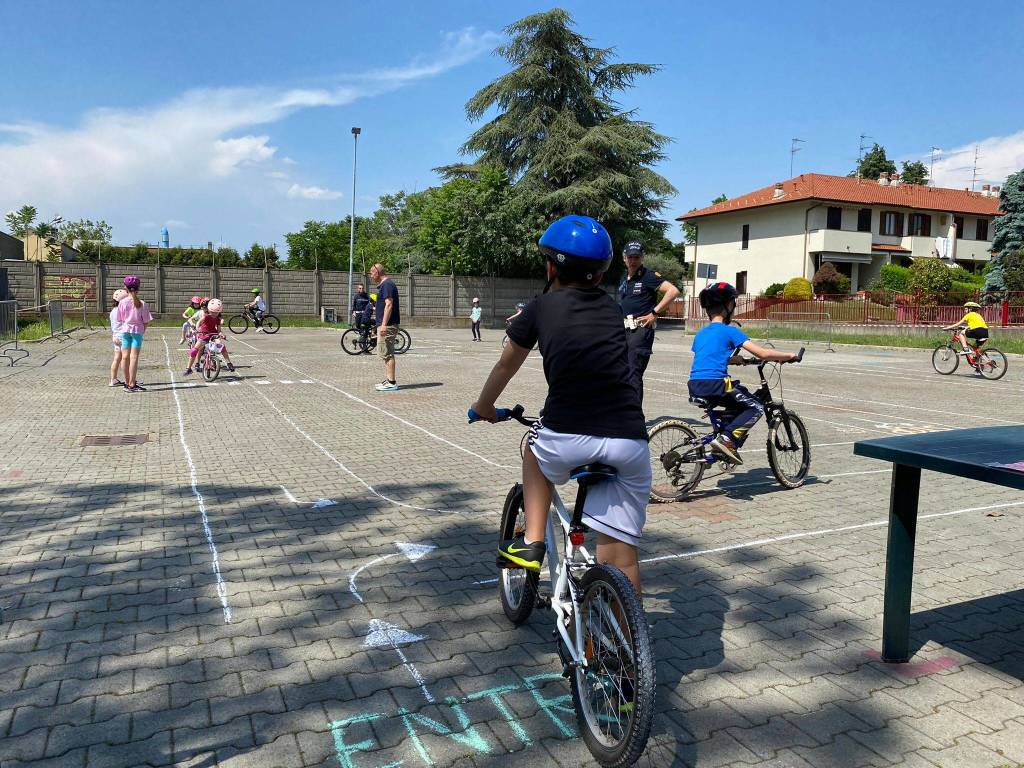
538, 215, 613, 279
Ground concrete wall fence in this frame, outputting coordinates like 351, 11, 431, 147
0, 260, 552, 324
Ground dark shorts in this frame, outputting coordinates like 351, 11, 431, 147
966, 328, 989, 342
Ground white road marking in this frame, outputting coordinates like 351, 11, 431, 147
784, 387, 1012, 423
161, 338, 232, 624
363, 619, 434, 703
280, 485, 299, 503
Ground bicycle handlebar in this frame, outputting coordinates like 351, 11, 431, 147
737, 346, 805, 366
467, 404, 535, 426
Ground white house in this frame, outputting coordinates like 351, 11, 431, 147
680, 173, 1002, 295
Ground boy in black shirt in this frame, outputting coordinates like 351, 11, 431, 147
471, 215, 651, 591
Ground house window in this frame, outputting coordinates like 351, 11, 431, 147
736, 271, 747, 294
953, 216, 964, 239
857, 208, 872, 232
826, 207, 842, 230
976, 218, 989, 241
880, 211, 903, 236
909, 213, 931, 237
741, 224, 749, 250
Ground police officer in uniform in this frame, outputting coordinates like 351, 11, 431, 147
618, 240, 681, 403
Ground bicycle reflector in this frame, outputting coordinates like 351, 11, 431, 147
569, 530, 585, 546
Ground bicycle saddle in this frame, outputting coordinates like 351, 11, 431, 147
689, 396, 713, 410
569, 463, 617, 486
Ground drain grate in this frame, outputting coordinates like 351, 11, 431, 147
80, 434, 151, 447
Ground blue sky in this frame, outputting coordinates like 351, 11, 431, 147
2, 0, 1022, 252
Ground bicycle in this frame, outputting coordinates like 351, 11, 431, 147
339, 325, 412, 356
228, 306, 280, 335
468, 404, 655, 767
198, 337, 226, 382
647, 348, 809, 502
932, 332, 1007, 380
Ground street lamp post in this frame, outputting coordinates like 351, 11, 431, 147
347, 127, 361, 318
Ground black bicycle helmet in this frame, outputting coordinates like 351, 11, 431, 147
699, 281, 739, 310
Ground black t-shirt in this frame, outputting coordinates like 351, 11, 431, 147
507, 287, 647, 440
352, 292, 370, 312
375, 279, 401, 326
618, 265, 665, 316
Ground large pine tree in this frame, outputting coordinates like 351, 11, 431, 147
439, 9, 675, 244
984, 168, 1024, 297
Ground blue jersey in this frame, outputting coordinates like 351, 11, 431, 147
689, 322, 748, 380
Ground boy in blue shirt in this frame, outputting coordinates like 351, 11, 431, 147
689, 282, 798, 464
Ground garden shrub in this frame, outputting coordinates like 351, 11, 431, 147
782, 277, 813, 300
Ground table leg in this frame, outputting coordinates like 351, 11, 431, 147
881, 463, 921, 663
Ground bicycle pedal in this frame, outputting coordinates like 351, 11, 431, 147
536, 593, 551, 609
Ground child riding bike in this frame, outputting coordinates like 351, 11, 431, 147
179, 296, 202, 345
185, 298, 236, 375
689, 282, 800, 465
246, 288, 267, 331
943, 301, 989, 352
471, 215, 651, 592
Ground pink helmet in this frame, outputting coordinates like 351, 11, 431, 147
112, 289, 128, 302
207, 299, 223, 313
123, 275, 141, 290
191, 295, 201, 305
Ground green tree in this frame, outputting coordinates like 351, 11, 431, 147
984, 169, 1024, 297
900, 160, 928, 185
1002, 250, 1024, 293
852, 143, 897, 180
243, 243, 278, 268
4, 205, 38, 237
285, 220, 350, 271
441, 8, 675, 246
908, 257, 953, 297
58, 218, 113, 246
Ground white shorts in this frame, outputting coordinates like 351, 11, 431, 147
528, 424, 651, 546
112, 335, 122, 350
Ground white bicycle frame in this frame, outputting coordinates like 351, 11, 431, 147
544, 488, 593, 671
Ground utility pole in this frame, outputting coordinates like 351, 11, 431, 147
971, 144, 981, 191
347, 127, 361, 319
790, 138, 805, 178
929, 146, 941, 185
856, 133, 872, 177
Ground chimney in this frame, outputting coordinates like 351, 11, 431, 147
993, 185, 1002, 195
878, 172, 890, 186
890, 173, 901, 187
982, 184, 991, 197
772, 182, 785, 199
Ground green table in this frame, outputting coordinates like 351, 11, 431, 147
854, 426, 1024, 662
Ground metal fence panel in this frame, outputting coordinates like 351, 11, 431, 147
0, 300, 28, 365
47, 299, 64, 336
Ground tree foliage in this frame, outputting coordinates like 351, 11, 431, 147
812, 261, 850, 295
58, 218, 113, 245
852, 143, 897, 180
763, 282, 785, 297
908, 257, 953, 297
875, 263, 911, 292
1002, 250, 1024, 293
242, 243, 279, 268
993, 169, 1024, 255
5, 205, 39, 238
440, 8, 675, 247
900, 160, 929, 186
782, 277, 812, 300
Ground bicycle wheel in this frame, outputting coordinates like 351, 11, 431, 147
201, 354, 220, 382
976, 347, 1008, 380
340, 329, 366, 356
646, 418, 706, 502
497, 484, 538, 625
394, 328, 411, 354
228, 315, 249, 334
766, 411, 810, 488
571, 563, 655, 768
931, 344, 959, 375
261, 315, 280, 334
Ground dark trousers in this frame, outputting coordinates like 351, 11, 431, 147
471, 320, 481, 340
625, 326, 654, 403
688, 378, 764, 446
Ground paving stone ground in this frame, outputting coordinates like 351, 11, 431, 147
1, 325, 1023, 768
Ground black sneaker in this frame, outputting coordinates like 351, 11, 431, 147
497, 535, 545, 572
184, 367, 193, 376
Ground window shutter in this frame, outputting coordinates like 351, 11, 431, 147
896, 213, 904, 237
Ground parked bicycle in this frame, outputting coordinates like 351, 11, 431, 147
932, 332, 1007, 380
469, 404, 655, 767
340, 325, 412, 356
198, 337, 227, 382
647, 348, 809, 502
228, 305, 279, 335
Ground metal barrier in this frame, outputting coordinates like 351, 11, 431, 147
0, 300, 29, 365
764, 310, 835, 353
46, 299, 69, 340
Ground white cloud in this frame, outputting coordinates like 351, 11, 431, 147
165, 219, 190, 229
286, 183, 343, 201
0, 27, 497, 240
929, 130, 1024, 190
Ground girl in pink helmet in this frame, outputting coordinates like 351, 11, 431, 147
114, 275, 152, 392
179, 295, 202, 345
108, 289, 129, 387
185, 298, 236, 375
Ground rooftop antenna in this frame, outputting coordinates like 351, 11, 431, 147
857, 133, 872, 177
971, 144, 981, 191
789, 138, 805, 178
929, 146, 941, 185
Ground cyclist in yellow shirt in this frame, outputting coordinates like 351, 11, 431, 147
943, 301, 988, 351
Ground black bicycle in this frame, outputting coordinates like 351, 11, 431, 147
228, 306, 279, 334
340, 325, 412, 356
647, 348, 810, 502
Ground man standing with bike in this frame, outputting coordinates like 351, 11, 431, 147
370, 264, 400, 392
618, 241, 680, 403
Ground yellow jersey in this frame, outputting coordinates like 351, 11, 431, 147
961, 311, 987, 330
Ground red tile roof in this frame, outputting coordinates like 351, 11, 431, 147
871, 243, 910, 253
679, 174, 1002, 221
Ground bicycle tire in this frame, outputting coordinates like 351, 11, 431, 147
931, 344, 958, 375
340, 329, 366, 356
497, 484, 539, 625
977, 347, 1008, 380
571, 563, 655, 768
394, 328, 411, 354
228, 315, 249, 334
646, 418, 706, 502
261, 315, 280, 334
766, 411, 810, 488
202, 354, 220, 382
